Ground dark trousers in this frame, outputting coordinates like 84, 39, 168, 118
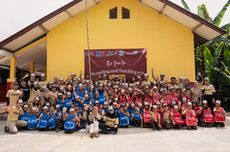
99, 123, 118, 134
203, 95, 214, 111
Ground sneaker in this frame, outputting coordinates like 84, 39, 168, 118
89, 133, 94, 138
4, 126, 9, 133
94, 132, 99, 138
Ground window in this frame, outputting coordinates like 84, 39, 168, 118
109, 7, 118, 19
122, 7, 130, 19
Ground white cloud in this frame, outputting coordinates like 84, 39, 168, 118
0, 0, 229, 41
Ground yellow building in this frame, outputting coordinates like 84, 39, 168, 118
0, 0, 225, 83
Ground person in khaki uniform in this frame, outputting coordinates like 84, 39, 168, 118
202, 77, 216, 110
5, 99, 28, 134
89, 106, 101, 138
99, 106, 119, 134
6, 82, 22, 106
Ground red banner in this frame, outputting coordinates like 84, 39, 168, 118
84, 49, 147, 80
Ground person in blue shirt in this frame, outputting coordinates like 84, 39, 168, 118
118, 107, 130, 128
48, 106, 56, 130
37, 106, 49, 131
63, 108, 80, 133
28, 107, 38, 130
80, 104, 90, 129
113, 102, 120, 117
128, 103, 135, 116
131, 108, 142, 127
76, 83, 85, 100
55, 104, 63, 132
88, 85, 96, 105
64, 92, 73, 110
83, 93, 90, 105
74, 95, 83, 110
57, 92, 64, 110
19, 104, 30, 122
102, 102, 109, 116
96, 84, 108, 105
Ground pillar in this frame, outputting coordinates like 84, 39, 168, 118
29, 61, 35, 74
7, 56, 16, 90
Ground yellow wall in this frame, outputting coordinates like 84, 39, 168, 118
47, 0, 195, 81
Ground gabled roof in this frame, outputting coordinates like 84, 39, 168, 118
0, 0, 226, 53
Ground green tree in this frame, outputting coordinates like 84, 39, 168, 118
181, 0, 230, 89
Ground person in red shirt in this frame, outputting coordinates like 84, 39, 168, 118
183, 102, 198, 130
171, 105, 184, 129
213, 100, 225, 127
201, 100, 214, 127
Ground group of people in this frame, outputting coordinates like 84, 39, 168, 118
4, 70, 226, 138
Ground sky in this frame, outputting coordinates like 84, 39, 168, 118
0, 0, 230, 41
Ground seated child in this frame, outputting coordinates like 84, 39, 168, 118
28, 107, 38, 130
183, 102, 197, 130
64, 108, 79, 133
171, 105, 184, 129
37, 106, 49, 131
201, 100, 214, 127
48, 106, 56, 130
131, 108, 142, 127
162, 103, 172, 129
118, 107, 130, 128
151, 105, 162, 130
213, 100, 225, 127
142, 103, 152, 128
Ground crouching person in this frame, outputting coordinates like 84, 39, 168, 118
162, 103, 172, 129
37, 106, 49, 131
5, 99, 27, 134
151, 105, 162, 130
89, 107, 101, 138
63, 108, 80, 133
99, 106, 119, 134
171, 105, 184, 129
213, 100, 225, 127
28, 107, 38, 130
183, 102, 197, 130
201, 100, 214, 127
131, 108, 142, 127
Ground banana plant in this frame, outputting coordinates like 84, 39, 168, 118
180, 0, 230, 88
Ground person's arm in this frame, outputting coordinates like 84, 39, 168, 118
182, 109, 187, 115
37, 113, 43, 120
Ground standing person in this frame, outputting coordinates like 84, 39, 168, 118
5, 99, 27, 134
202, 77, 216, 111
38, 73, 47, 89
191, 81, 202, 103
19, 79, 30, 103
6, 82, 22, 106
89, 107, 101, 138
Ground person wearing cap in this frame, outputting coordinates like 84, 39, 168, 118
63, 108, 80, 133
182, 102, 198, 130
191, 81, 202, 103
152, 86, 160, 104
80, 105, 90, 129
99, 106, 119, 134
118, 107, 130, 128
89, 106, 102, 138
201, 100, 214, 127
202, 77, 216, 111
128, 103, 135, 115
102, 102, 109, 116
5, 99, 27, 134
118, 89, 129, 105
28, 107, 38, 130
19, 79, 30, 103
28, 81, 40, 110
76, 83, 85, 100
49, 85, 58, 105
162, 103, 172, 129
37, 106, 49, 131
142, 103, 152, 128
171, 105, 184, 129
38, 73, 47, 89
161, 89, 171, 108
47, 106, 56, 130
64, 92, 73, 110
18, 105, 30, 129
141, 73, 150, 87
131, 107, 142, 127
55, 104, 64, 132
96, 83, 108, 105
83, 93, 90, 105
151, 105, 162, 130
213, 100, 225, 127
6, 82, 22, 106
